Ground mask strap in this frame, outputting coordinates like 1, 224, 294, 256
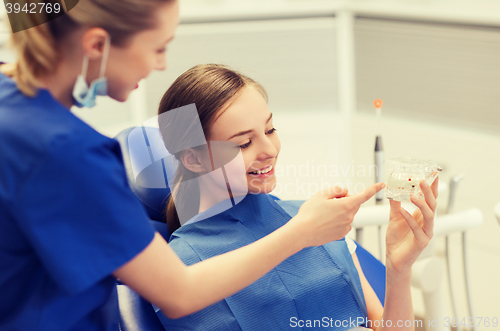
99, 36, 111, 78
81, 55, 89, 78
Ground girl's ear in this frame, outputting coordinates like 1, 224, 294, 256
180, 148, 209, 173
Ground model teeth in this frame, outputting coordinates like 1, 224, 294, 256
250, 165, 272, 175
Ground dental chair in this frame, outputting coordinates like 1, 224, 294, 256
114, 126, 387, 331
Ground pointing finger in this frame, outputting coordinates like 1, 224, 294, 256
320, 186, 348, 199
347, 183, 385, 206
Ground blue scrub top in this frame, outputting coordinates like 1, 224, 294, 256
0, 72, 155, 330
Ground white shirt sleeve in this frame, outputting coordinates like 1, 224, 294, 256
345, 236, 357, 255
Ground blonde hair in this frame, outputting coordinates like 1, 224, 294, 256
158, 64, 268, 233
1, 0, 174, 96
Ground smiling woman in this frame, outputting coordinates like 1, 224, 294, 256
1, 0, 178, 102
211, 93, 279, 197
158, 64, 272, 232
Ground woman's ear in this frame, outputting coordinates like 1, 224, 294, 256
180, 148, 209, 174
81, 27, 109, 59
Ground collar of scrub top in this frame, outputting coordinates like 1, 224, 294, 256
182, 197, 235, 227
181, 193, 273, 227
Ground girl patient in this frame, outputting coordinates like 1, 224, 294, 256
156, 64, 438, 330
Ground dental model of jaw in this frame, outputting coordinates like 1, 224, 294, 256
385, 157, 441, 203
386, 172, 427, 202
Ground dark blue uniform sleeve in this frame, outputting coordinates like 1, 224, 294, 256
12, 134, 155, 295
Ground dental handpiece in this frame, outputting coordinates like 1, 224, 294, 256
374, 100, 384, 204
374, 135, 384, 204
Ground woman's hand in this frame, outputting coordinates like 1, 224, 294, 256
385, 178, 439, 274
290, 183, 385, 248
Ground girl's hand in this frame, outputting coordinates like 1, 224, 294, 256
291, 183, 385, 248
385, 178, 439, 274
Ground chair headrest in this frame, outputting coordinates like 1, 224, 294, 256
114, 127, 178, 223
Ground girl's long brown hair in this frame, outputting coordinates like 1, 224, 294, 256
158, 64, 267, 233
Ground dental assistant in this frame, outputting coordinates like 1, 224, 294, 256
0, 0, 385, 329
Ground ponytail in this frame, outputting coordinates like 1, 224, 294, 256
3, 11, 61, 96
166, 163, 201, 233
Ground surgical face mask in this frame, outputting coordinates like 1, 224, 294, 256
72, 36, 111, 108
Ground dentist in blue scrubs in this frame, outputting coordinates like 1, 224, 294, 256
0, 0, 386, 329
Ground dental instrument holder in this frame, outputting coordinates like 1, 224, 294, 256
385, 157, 442, 203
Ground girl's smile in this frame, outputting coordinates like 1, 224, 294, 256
209, 85, 281, 195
